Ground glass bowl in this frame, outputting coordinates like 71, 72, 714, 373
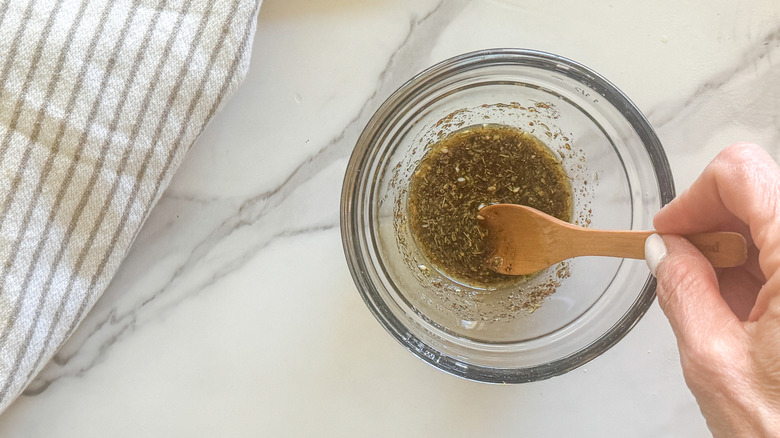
341, 49, 674, 383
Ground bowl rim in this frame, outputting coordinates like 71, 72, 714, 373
340, 48, 675, 383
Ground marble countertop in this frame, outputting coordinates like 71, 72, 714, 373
1, 1, 779, 436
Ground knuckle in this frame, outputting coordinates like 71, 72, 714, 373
657, 259, 707, 308
717, 142, 764, 166
680, 328, 744, 385
713, 143, 770, 185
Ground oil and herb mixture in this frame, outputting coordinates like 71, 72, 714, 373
408, 124, 573, 288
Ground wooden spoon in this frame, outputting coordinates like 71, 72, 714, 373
478, 204, 748, 276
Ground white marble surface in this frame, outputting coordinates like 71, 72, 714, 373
1, 0, 779, 436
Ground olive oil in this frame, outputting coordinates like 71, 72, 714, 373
408, 124, 572, 288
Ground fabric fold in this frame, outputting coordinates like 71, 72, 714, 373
0, 0, 262, 413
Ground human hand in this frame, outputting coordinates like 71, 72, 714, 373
645, 143, 780, 437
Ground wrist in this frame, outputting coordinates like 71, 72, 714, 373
699, 384, 780, 438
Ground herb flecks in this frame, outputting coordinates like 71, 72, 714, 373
409, 124, 572, 288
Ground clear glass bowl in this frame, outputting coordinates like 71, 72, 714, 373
341, 49, 674, 382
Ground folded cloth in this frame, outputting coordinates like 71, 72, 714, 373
0, 0, 261, 412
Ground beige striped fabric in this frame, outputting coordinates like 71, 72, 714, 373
0, 0, 261, 412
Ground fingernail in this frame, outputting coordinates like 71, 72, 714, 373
645, 234, 667, 277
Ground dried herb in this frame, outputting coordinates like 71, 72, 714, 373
409, 124, 572, 288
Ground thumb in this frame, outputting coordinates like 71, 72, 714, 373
645, 234, 740, 347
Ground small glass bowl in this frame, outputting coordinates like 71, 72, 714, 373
341, 49, 674, 382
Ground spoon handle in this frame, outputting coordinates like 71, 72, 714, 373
568, 228, 747, 268
684, 232, 748, 268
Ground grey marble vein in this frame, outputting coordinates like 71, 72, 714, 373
648, 24, 780, 130
24, 0, 469, 395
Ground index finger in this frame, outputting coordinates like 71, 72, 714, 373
654, 143, 780, 256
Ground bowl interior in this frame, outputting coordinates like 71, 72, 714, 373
343, 50, 673, 381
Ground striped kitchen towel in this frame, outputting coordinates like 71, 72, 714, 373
0, 0, 261, 412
